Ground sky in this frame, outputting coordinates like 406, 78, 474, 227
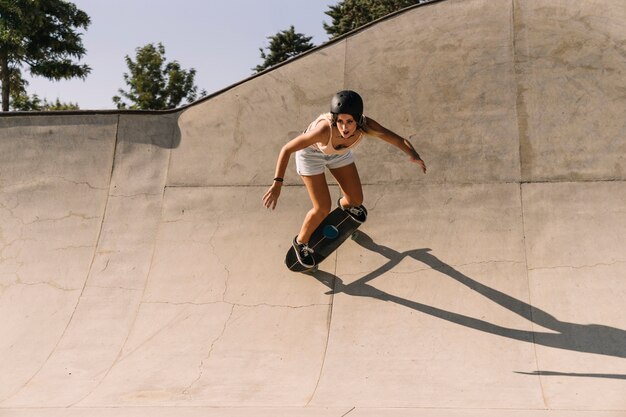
23, 0, 336, 110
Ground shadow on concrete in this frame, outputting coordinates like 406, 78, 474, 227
116, 112, 182, 149
515, 371, 626, 380
310, 231, 626, 363
0, 111, 182, 149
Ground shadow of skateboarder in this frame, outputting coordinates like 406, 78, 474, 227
309, 232, 626, 373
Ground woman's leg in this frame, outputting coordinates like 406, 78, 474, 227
298, 174, 332, 244
330, 163, 364, 208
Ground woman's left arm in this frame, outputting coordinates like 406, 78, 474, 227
365, 117, 427, 174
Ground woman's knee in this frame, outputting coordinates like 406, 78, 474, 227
311, 204, 331, 219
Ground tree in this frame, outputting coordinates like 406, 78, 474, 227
4, 67, 79, 111
113, 43, 205, 110
324, 0, 425, 39
0, 0, 90, 111
11, 94, 80, 111
11, 92, 79, 111
254, 26, 315, 73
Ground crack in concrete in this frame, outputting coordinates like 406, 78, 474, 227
306, 254, 339, 406
0, 176, 106, 193
517, 172, 547, 408
88, 284, 142, 292
206, 214, 230, 302
143, 300, 329, 309
100, 258, 111, 273
24, 212, 100, 226
182, 303, 236, 397
52, 177, 105, 191
53, 245, 95, 251
109, 192, 162, 199
12, 280, 80, 292
368, 187, 386, 211
105, 297, 324, 378
528, 260, 626, 271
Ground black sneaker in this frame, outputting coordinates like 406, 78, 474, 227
338, 197, 368, 223
293, 236, 316, 268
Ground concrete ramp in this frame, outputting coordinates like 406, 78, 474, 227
1, 0, 625, 415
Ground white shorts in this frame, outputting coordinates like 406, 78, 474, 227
295, 146, 355, 176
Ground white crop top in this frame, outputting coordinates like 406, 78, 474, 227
305, 113, 366, 155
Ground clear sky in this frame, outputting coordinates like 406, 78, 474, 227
23, 0, 336, 110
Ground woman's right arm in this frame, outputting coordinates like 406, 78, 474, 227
262, 123, 328, 210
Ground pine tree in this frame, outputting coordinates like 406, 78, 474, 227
113, 43, 206, 110
254, 26, 315, 73
324, 0, 425, 39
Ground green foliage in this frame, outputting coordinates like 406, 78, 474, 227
41, 97, 79, 111
113, 43, 206, 110
324, 0, 425, 39
254, 26, 315, 73
0, 0, 90, 110
4, 66, 79, 111
11, 92, 79, 111
253, 2, 426, 72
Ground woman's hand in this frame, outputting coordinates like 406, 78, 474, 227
364, 117, 427, 174
262, 183, 282, 210
410, 154, 427, 174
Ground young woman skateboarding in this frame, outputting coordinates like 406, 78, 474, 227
263, 90, 427, 268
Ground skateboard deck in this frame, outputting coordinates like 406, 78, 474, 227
285, 207, 361, 272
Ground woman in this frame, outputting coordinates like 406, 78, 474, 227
263, 90, 427, 268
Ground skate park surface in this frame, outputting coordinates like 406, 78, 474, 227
1, 0, 625, 415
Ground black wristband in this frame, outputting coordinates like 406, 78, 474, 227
273, 177, 284, 183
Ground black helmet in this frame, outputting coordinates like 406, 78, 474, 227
330, 90, 363, 120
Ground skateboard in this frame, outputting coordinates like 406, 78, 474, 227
285, 207, 361, 273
